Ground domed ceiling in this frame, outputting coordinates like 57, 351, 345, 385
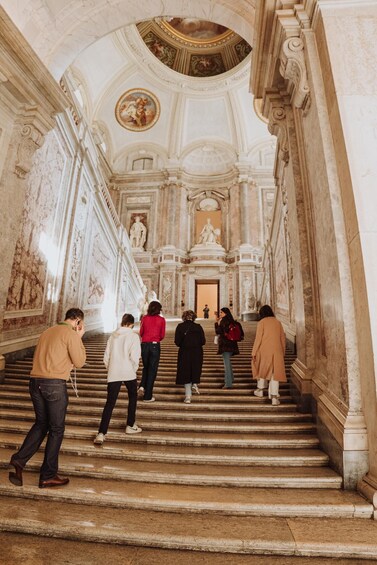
137, 18, 252, 77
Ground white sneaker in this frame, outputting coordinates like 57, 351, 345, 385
254, 388, 264, 397
184, 397, 191, 404
143, 397, 155, 402
126, 424, 142, 434
271, 396, 280, 406
192, 384, 200, 395
94, 433, 105, 445
138, 386, 144, 396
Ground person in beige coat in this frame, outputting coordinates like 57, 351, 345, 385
251, 305, 286, 406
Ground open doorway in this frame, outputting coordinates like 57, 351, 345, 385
195, 280, 219, 319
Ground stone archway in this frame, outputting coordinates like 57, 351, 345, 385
0, 0, 256, 79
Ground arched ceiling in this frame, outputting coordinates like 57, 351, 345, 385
0, 0, 273, 178
68, 23, 272, 175
0, 0, 256, 79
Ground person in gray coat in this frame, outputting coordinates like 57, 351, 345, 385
174, 310, 206, 404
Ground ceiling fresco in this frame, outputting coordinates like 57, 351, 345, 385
137, 18, 252, 78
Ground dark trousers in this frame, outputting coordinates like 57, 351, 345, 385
12, 378, 68, 481
98, 379, 137, 433
140, 342, 160, 400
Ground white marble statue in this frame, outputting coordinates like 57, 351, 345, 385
130, 216, 147, 250
198, 218, 219, 244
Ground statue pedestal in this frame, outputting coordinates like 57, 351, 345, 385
131, 247, 145, 253
189, 243, 226, 264
242, 311, 259, 321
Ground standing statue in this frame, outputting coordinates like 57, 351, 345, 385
130, 216, 147, 250
198, 218, 219, 244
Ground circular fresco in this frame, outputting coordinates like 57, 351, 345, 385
115, 89, 160, 131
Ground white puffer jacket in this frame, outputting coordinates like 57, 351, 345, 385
103, 327, 141, 382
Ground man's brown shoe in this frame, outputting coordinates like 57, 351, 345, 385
9, 459, 23, 487
39, 475, 69, 489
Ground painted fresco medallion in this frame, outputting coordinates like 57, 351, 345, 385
115, 89, 160, 132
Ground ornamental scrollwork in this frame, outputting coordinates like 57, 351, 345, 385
15, 124, 45, 179
279, 37, 310, 111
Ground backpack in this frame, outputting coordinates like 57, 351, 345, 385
224, 322, 243, 342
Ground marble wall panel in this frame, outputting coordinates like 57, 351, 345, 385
301, 75, 348, 404
5, 130, 67, 317
274, 217, 289, 316
64, 176, 90, 309
85, 217, 116, 308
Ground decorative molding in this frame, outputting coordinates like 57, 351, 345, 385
14, 123, 45, 179
264, 94, 289, 164
279, 36, 311, 111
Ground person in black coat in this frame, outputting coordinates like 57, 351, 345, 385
215, 307, 244, 389
174, 310, 206, 404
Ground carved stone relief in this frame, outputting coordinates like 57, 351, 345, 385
65, 178, 89, 306
274, 219, 289, 313
86, 221, 114, 306
6, 130, 66, 312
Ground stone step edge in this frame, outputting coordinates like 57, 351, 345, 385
0, 484, 371, 519
0, 510, 376, 558
0, 442, 329, 467
0, 426, 321, 448
0, 460, 342, 488
0, 400, 313, 420
0, 414, 316, 433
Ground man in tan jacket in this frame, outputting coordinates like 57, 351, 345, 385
9, 308, 86, 488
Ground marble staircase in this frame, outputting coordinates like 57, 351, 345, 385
0, 320, 376, 560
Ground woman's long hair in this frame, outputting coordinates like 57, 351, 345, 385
259, 304, 275, 319
147, 301, 162, 316
220, 307, 235, 324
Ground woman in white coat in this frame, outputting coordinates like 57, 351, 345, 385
94, 313, 141, 445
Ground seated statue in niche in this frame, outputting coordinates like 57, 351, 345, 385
198, 218, 220, 245
129, 216, 147, 250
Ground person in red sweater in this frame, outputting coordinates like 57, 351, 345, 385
139, 301, 165, 402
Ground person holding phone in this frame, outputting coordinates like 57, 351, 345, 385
8, 308, 86, 489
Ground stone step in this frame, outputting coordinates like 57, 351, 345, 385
0, 421, 321, 448
0, 496, 376, 558
0, 409, 316, 434
0, 397, 313, 422
0, 470, 370, 518
3, 532, 376, 565
0, 449, 342, 488
0, 387, 300, 411
4, 435, 329, 465
0, 436, 328, 467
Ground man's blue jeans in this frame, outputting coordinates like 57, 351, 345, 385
222, 352, 234, 388
12, 378, 68, 481
141, 342, 160, 400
